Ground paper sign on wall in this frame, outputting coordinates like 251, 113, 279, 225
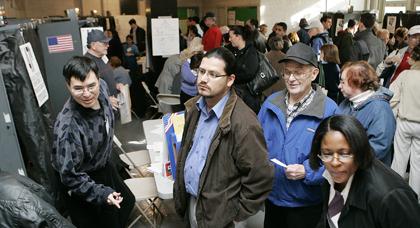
151, 18, 180, 56
387, 16, 397, 33
19, 43, 49, 107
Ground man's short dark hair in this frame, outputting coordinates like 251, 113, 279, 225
347, 19, 356, 28
309, 115, 374, 170
203, 47, 236, 75
229, 25, 251, 41
276, 22, 288, 32
63, 56, 99, 84
248, 19, 259, 27
128, 18, 136, 25
188, 16, 200, 24
320, 14, 332, 23
360, 13, 376, 29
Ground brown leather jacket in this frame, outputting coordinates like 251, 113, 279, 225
174, 89, 274, 228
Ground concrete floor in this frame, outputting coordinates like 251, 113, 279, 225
115, 116, 265, 227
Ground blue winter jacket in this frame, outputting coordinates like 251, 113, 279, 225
339, 87, 396, 166
258, 86, 338, 207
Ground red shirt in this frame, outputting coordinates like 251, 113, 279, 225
202, 25, 222, 52
390, 51, 411, 84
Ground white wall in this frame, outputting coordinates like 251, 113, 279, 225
260, 0, 366, 32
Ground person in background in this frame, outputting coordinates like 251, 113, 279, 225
105, 29, 124, 62
52, 56, 135, 228
376, 28, 390, 59
258, 43, 338, 228
128, 18, 146, 54
376, 25, 420, 87
268, 22, 292, 53
320, 44, 343, 104
122, 35, 139, 74
174, 47, 273, 227
180, 52, 204, 108
246, 18, 267, 53
390, 45, 420, 199
307, 20, 332, 60
320, 15, 333, 43
297, 18, 310, 45
309, 115, 420, 228
288, 32, 300, 45
186, 25, 202, 48
393, 27, 409, 50
263, 35, 286, 97
335, 19, 357, 65
187, 16, 203, 37
84, 29, 119, 110
109, 56, 132, 89
354, 13, 386, 69
229, 25, 261, 113
260, 23, 269, 39
202, 12, 222, 52
338, 61, 395, 166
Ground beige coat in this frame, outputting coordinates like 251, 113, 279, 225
390, 61, 420, 122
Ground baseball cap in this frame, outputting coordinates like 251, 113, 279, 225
408, 25, 420, 35
279, 43, 318, 68
87, 29, 111, 44
305, 20, 324, 30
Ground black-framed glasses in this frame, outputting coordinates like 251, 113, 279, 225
197, 67, 229, 79
317, 153, 354, 163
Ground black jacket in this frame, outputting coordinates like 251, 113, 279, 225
232, 43, 261, 113
317, 159, 420, 228
0, 171, 75, 227
130, 26, 146, 53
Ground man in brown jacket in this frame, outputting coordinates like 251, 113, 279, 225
174, 47, 274, 228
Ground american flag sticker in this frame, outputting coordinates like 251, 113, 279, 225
46, 34, 74, 53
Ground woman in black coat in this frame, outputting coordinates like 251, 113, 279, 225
229, 25, 261, 113
320, 44, 344, 104
309, 115, 420, 228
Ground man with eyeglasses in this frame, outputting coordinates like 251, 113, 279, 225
258, 43, 338, 228
85, 29, 120, 110
174, 47, 274, 227
51, 56, 134, 227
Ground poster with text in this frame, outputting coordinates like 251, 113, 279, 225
151, 18, 180, 56
387, 16, 397, 33
19, 43, 49, 107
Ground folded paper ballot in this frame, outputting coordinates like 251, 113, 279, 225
270, 158, 287, 168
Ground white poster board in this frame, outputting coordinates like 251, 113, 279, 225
387, 16, 397, 33
19, 43, 49, 107
151, 18, 180, 56
80, 27, 103, 55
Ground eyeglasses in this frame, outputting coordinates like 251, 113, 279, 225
318, 152, 354, 163
283, 70, 311, 80
197, 68, 229, 79
72, 83, 97, 96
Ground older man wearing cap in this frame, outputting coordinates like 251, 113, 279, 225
258, 43, 338, 228
85, 29, 119, 110
377, 25, 420, 86
307, 20, 332, 60
202, 12, 222, 52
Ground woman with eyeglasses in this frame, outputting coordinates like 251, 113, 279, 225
309, 115, 420, 228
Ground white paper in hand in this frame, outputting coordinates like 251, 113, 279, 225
270, 158, 287, 168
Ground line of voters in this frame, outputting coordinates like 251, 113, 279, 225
163, 11, 420, 228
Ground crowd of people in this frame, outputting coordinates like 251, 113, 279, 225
8, 11, 419, 228
166, 11, 420, 228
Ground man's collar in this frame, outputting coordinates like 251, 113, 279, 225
195, 91, 231, 119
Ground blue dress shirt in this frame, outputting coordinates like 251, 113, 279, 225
184, 92, 231, 197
